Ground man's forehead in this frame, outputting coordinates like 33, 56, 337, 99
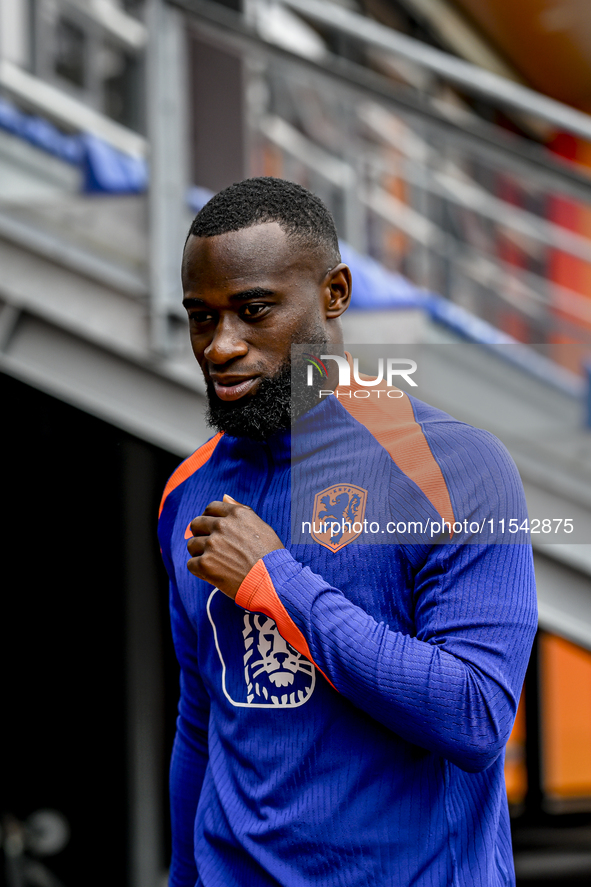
182, 221, 321, 285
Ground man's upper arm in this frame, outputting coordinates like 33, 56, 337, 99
159, 486, 211, 738
169, 576, 211, 743
162, 505, 210, 887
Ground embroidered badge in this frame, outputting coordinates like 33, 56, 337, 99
311, 484, 368, 552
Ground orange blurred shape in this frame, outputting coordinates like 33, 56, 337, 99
546, 136, 591, 367
541, 633, 591, 798
382, 169, 408, 268
452, 0, 591, 111
260, 143, 284, 179
505, 690, 527, 805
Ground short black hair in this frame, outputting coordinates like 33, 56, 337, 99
186, 177, 341, 266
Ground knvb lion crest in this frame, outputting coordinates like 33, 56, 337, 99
311, 484, 368, 552
241, 613, 315, 706
207, 589, 316, 708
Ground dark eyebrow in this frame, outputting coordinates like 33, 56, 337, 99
229, 287, 275, 302
182, 288, 275, 310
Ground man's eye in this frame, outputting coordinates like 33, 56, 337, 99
241, 303, 268, 319
188, 311, 214, 324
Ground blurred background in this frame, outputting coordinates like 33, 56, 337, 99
3, 0, 591, 884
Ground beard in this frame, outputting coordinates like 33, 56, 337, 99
205, 336, 329, 441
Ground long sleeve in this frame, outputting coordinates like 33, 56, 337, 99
237, 540, 536, 773
168, 578, 211, 887
235, 421, 538, 774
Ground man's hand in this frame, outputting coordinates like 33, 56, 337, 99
186, 494, 284, 599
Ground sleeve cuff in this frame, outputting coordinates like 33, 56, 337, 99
235, 549, 297, 611
234, 550, 338, 692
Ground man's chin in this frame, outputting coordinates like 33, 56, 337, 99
205, 372, 292, 441
204, 339, 328, 440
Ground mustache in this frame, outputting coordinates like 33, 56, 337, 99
203, 362, 271, 382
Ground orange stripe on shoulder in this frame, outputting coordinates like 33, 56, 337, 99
336, 377, 455, 525
235, 559, 337, 692
158, 432, 224, 518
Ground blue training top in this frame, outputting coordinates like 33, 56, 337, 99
158, 385, 537, 887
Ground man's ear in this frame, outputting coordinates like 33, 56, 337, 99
324, 264, 352, 318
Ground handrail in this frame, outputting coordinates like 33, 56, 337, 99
260, 112, 591, 264
283, 0, 591, 143
0, 59, 147, 157
61, 0, 147, 51
173, 0, 591, 204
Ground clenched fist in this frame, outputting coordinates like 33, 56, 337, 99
186, 494, 285, 599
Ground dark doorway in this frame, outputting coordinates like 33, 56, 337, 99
1, 373, 181, 887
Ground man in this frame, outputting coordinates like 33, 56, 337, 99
158, 177, 537, 887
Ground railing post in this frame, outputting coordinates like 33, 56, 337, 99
147, 0, 190, 356
585, 363, 591, 430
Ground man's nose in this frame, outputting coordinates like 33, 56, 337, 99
204, 316, 248, 365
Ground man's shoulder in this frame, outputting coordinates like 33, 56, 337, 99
407, 394, 516, 472
335, 387, 512, 477
158, 431, 225, 521
404, 395, 529, 539
335, 389, 523, 524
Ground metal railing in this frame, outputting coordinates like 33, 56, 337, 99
283, 0, 591, 144
4, 0, 591, 360
171, 0, 591, 362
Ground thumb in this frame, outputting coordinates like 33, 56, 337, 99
223, 493, 250, 508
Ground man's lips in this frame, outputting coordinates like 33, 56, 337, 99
212, 376, 259, 402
